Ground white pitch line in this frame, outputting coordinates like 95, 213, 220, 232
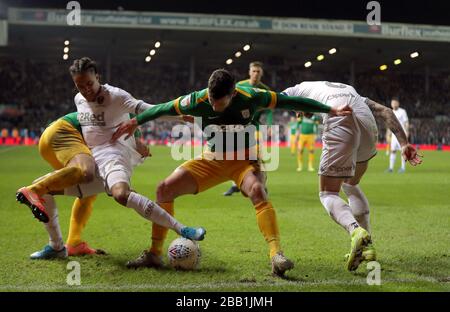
0, 276, 442, 291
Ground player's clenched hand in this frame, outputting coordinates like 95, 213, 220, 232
401, 144, 423, 166
111, 118, 138, 142
135, 138, 152, 158
330, 104, 352, 116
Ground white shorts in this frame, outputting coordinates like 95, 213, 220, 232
92, 142, 144, 191
390, 135, 401, 151
319, 110, 378, 178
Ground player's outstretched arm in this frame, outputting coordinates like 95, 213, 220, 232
111, 101, 179, 142
275, 93, 352, 116
366, 98, 422, 166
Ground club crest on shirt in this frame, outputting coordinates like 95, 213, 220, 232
97, 95, 105, 105
241, 109, 250, 119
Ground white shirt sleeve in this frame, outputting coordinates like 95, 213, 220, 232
119, 89, 143, 114
135, 101, 153, 114
281, 85, 299, 97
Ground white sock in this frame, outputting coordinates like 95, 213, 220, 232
126, 192, 184, 234
319, 191, 359, 234
41, 194, 64, 251
401, 157, 406, 170
389, 152, 396, 170
341, 183, 371, 233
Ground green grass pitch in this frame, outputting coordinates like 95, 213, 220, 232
0, 145, 449, 291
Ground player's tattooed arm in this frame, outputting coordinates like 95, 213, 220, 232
366, 98, 407, 146
366, 98, 423, 166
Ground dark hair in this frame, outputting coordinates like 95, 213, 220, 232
249, 61, 263, 69
391, 96, 400, 102
69, 57, 98, 76
208, 69, 235, 99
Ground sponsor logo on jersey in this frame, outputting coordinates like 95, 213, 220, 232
241, 109, 250, 119
327, 93, 355, 101
180, 96, 190, 107
78, 112, 106, 126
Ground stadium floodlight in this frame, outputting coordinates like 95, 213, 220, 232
379, 64, 388, 71
329, 48, 337, 54
155, 41, 161, 48
63, 54, 68, 60
410, 52, 419, 58
226, 58, 233, 65
64, 40, 70, 46
304, 61, 312, 68
63, 47, 69, 53
317, 54, 325, 61
243, 44, 251, 51
235, 51, 242, 58
145, 56, 151, 62
394, 59, 402, 65
150, 49, 156, 56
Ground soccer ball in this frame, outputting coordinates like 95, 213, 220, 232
167, 237, 201, 270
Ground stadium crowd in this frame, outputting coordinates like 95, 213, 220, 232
0, 58, 449, 146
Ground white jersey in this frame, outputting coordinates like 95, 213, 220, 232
74, 83, 151, 150
282, 81, 375, 127
393, 108, 408, 131
75, 84, 151, 189
391, 107, 408, 151
283, 81, 378, 177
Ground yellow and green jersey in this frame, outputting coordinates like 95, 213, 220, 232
288, 119, 301, 135
299, 115, 320, 135
236, 79, 272, 128
136, 86, 331, 152
61, 112, 82, 133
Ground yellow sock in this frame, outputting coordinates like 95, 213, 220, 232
150, 202, 174, 256
28, 166, 84, 196
297, 150, 303, 169
66, 195, 96, 246
308, 151, 314, 169
254, 201, 281, 258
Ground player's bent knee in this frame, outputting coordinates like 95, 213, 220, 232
113, 192, 129, 206
156, 180, 176, 202
249, 182, 267, 203
80, 167, 95, 183
111, 187, 130, 206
